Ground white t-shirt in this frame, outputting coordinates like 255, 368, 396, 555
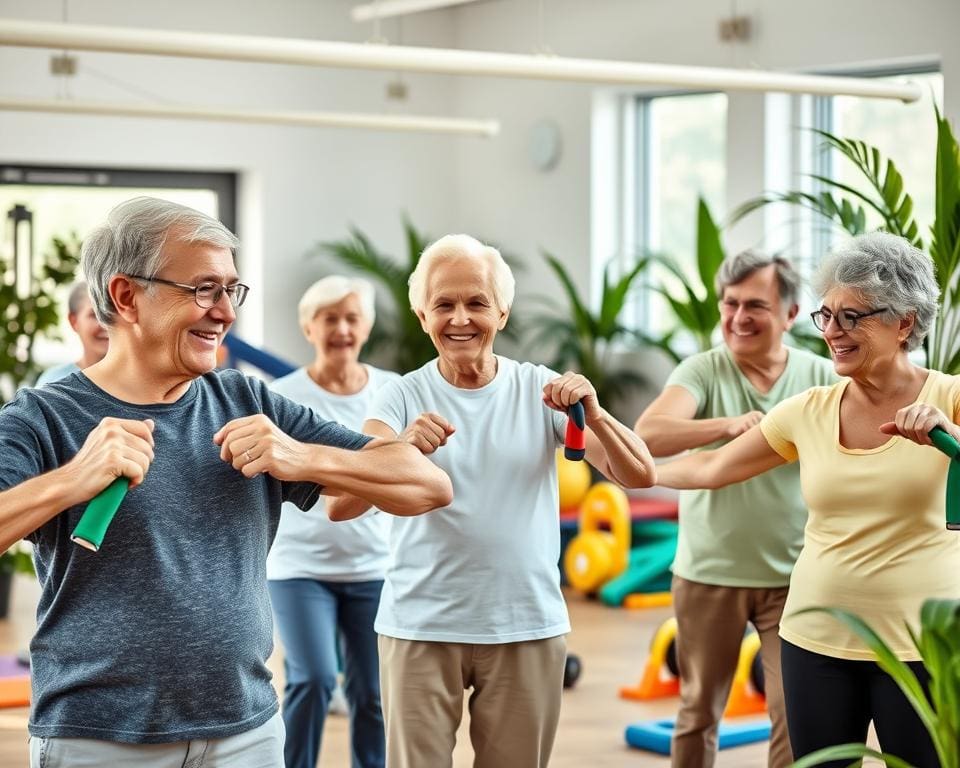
368, 356, 572, 644
266, 365, 399, 582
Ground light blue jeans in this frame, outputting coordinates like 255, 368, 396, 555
268, 578, 385, 768
29, 711, 284, 768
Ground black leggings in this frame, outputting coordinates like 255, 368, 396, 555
781, 640, 939, 768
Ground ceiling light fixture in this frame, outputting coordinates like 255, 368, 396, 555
351, 0, 483, 23
0, 96, 500, 137
0, 19, 921, 102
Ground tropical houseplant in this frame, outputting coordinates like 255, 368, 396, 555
791, 598, 960, 768
731, 106, 960, 374
523, 252, 650, 417
0, 233, 81, 402
313, 217, 521, 373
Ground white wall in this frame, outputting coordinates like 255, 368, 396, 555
1, 0, 957, 373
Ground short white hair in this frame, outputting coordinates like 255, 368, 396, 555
408, 234, 515, 313
298, 275, 376, 330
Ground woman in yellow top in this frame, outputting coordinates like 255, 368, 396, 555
655, 232, 960, 767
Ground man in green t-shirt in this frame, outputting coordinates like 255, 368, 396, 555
634, 251, 836, 768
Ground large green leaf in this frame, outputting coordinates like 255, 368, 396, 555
790, 743, 916, 768
696, 197, 725, 300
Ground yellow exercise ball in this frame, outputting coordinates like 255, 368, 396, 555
557, 450, 591, 511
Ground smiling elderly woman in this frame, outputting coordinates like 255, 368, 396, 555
654, 231, 960, 768
333, 233, 656, 768
266, 276, 398, 768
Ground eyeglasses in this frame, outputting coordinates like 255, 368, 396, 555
810, 306, 887, 332
128, 275, 250, 309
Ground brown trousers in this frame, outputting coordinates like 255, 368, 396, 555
378, 634, 567, 768
671, 576, 792, 768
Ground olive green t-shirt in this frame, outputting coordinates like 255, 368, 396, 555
667, 345, 837, 587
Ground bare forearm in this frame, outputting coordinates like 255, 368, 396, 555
326, 492, 373, 522
655, 451, 723, 490
588, 409, 656, 488
309, 441, 452, 516
0, 468, 79, 551
634, 414, 732, 457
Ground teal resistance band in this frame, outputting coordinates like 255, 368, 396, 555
929, 427, 960, 531
71, 477, 130, 551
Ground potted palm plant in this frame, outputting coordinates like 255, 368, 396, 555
523, 252, 649, 419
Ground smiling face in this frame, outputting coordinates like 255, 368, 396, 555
417, 255, 508, 369
134, 238, 238, 380
719, 264, 797, 358
303, 292, 371, 368
69, 294, 109, 366
818, 286, 911, 377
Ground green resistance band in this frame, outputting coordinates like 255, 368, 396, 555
71, 477, 130, 551
929, 427, 960, 531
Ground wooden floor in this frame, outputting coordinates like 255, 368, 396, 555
0, 574, 770, 767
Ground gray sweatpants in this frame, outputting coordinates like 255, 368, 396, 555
29, 711, 284, 768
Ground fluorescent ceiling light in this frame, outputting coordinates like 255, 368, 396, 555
352, 0, 483, 23
0, 97, 500, 137
0, 19, 921, 102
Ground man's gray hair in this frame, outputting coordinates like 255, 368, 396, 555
408, 234, 515, 314
81, 197, 239, 325
812, 231, 938, 351
714, 249, 801, 307
67, 281, 91, 316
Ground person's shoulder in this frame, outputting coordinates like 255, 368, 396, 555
36, 361, 79, 387
268, 367, 309, 396
367, 365, 402, 387
668, 345, 727, 381
199, 369, 270, 405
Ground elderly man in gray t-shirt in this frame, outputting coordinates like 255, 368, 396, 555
0, 198, 452, 768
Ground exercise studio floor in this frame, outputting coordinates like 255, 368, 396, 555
0, 575, 769, 767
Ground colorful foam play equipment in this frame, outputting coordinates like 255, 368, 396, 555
725, 631, 766, 716
930, 426, 960, 530
621, 616, 768, 717
556, 451, 592, 512
0, 655, 30, 709
563, 482, 631, 593
624, 592, 673, 609
625, 717, 771, 754
620, 616, 680, 701
598, 520, 678, 606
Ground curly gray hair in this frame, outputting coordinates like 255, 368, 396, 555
812, 232, 939, 351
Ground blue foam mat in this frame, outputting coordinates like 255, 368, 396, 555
625, 717, 771, 755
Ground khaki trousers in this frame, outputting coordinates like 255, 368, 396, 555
671, 576, 792, 768
378, 634, 567, 768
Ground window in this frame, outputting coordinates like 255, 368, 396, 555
615, 92, 727, 338
0, 165, 237, 368
793, 69, 943, 270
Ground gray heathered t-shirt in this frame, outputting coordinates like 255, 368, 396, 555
0, 369, 371, 743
